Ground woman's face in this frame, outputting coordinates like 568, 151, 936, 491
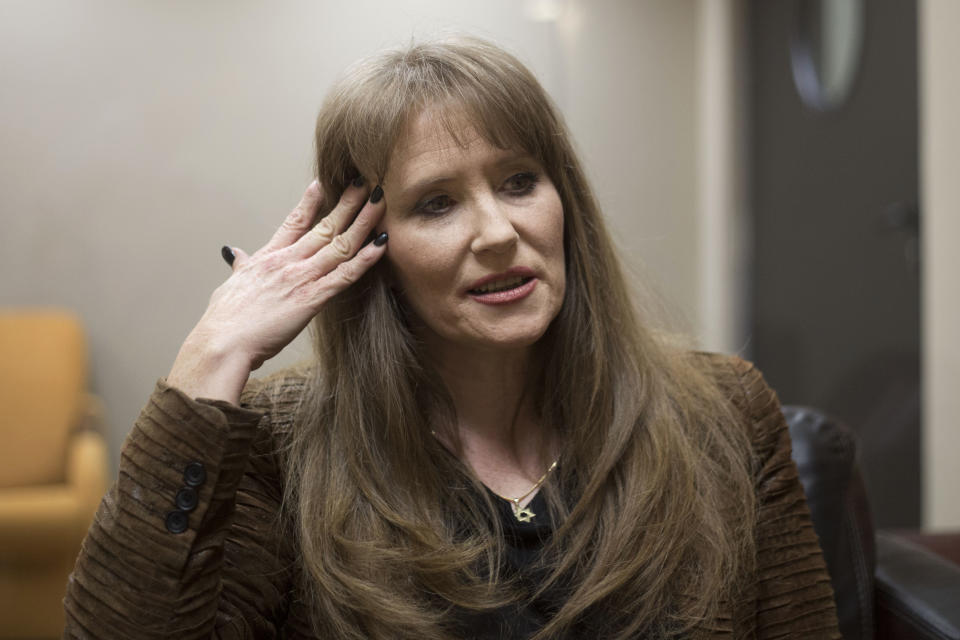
380, 110, 566, 355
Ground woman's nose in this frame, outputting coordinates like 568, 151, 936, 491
469, 194, 519, 254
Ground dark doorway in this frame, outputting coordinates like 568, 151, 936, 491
747, 0, 920, 528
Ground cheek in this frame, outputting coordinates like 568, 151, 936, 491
549, 217, 565, 257
541, 201, 567, 297
532, 200, 565, 262
385, 231, 457, 299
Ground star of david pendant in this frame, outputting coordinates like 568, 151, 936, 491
513, 504, 536, 523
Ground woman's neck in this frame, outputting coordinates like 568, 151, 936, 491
424, 335, 555, 489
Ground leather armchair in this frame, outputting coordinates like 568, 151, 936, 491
784, 406, 960, 640
0, 309, 109, 639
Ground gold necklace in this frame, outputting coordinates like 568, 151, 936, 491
489, 459, 558, 523
428, 430, 558, 523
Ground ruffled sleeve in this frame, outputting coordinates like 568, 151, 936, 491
63, 376, 296, 639
728, 357, 842, 639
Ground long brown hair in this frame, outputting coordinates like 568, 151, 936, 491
282, 37, 756, 639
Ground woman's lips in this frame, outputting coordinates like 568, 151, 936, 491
466, 266, 536, 292
468, 277, 538, 305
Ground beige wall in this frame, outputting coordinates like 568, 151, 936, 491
695, 0, 749, 355
557, 1, 701, 332
0, 1, 703, 467
920, 0, 960, 530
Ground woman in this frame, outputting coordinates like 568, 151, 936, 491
63, 38, 840, 639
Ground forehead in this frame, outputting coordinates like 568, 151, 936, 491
385, 108, 524, 183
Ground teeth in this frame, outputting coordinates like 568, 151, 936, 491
473, 276, 526, 293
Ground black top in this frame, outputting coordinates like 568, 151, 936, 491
450, 488, 559, 639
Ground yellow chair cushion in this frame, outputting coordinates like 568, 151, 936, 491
0, 310, 87, 488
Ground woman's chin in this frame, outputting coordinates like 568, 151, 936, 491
461, 324, 552, 353
413, 310, 559, 357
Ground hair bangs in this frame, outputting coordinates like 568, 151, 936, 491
315, 37, 564, 203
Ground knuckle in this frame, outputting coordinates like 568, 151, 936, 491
330, 234, 352, 258
279, 262, 306, 284
260, 253, 282, 270
283, 206, 310, 230
291, 282, 316, 305
311, 217, 336, 242
335, 261, 359, 284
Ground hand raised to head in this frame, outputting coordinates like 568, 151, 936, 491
168, 179, 388, 403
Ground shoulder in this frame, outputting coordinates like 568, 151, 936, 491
686, 351, 788, 451
687, 351, 775, 406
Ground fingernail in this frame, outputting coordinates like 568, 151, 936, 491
351, 174, 365, 187
373, 231, 389, 247
369, 184, 383, 204
221, 245, 235, 266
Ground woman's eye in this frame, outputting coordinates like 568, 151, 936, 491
503, 172, 539, 195
415, 194, 455, 215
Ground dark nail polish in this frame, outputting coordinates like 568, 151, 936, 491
351, 174, 365, 187
373, 231, 389, 247
369, 184, 383, 204
221, 245, 235, 266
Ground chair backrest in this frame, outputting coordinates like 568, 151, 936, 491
784, 405, 876, 640
0, 309, 87, 487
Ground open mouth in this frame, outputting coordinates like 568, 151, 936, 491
468, 275, 533, 295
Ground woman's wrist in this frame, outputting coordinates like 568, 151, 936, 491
166, 333, 252, 405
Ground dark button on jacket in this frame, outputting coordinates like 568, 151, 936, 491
184, 461, 207, 487
175, 487, 199, 512
165, 510, 189, 534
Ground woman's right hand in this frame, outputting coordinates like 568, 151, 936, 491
166, 179, 387, 404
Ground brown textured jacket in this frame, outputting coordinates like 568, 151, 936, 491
62, 354, 842, 638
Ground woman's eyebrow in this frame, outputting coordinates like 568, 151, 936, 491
404, 175, 455, 195
400, 153, 537, 195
